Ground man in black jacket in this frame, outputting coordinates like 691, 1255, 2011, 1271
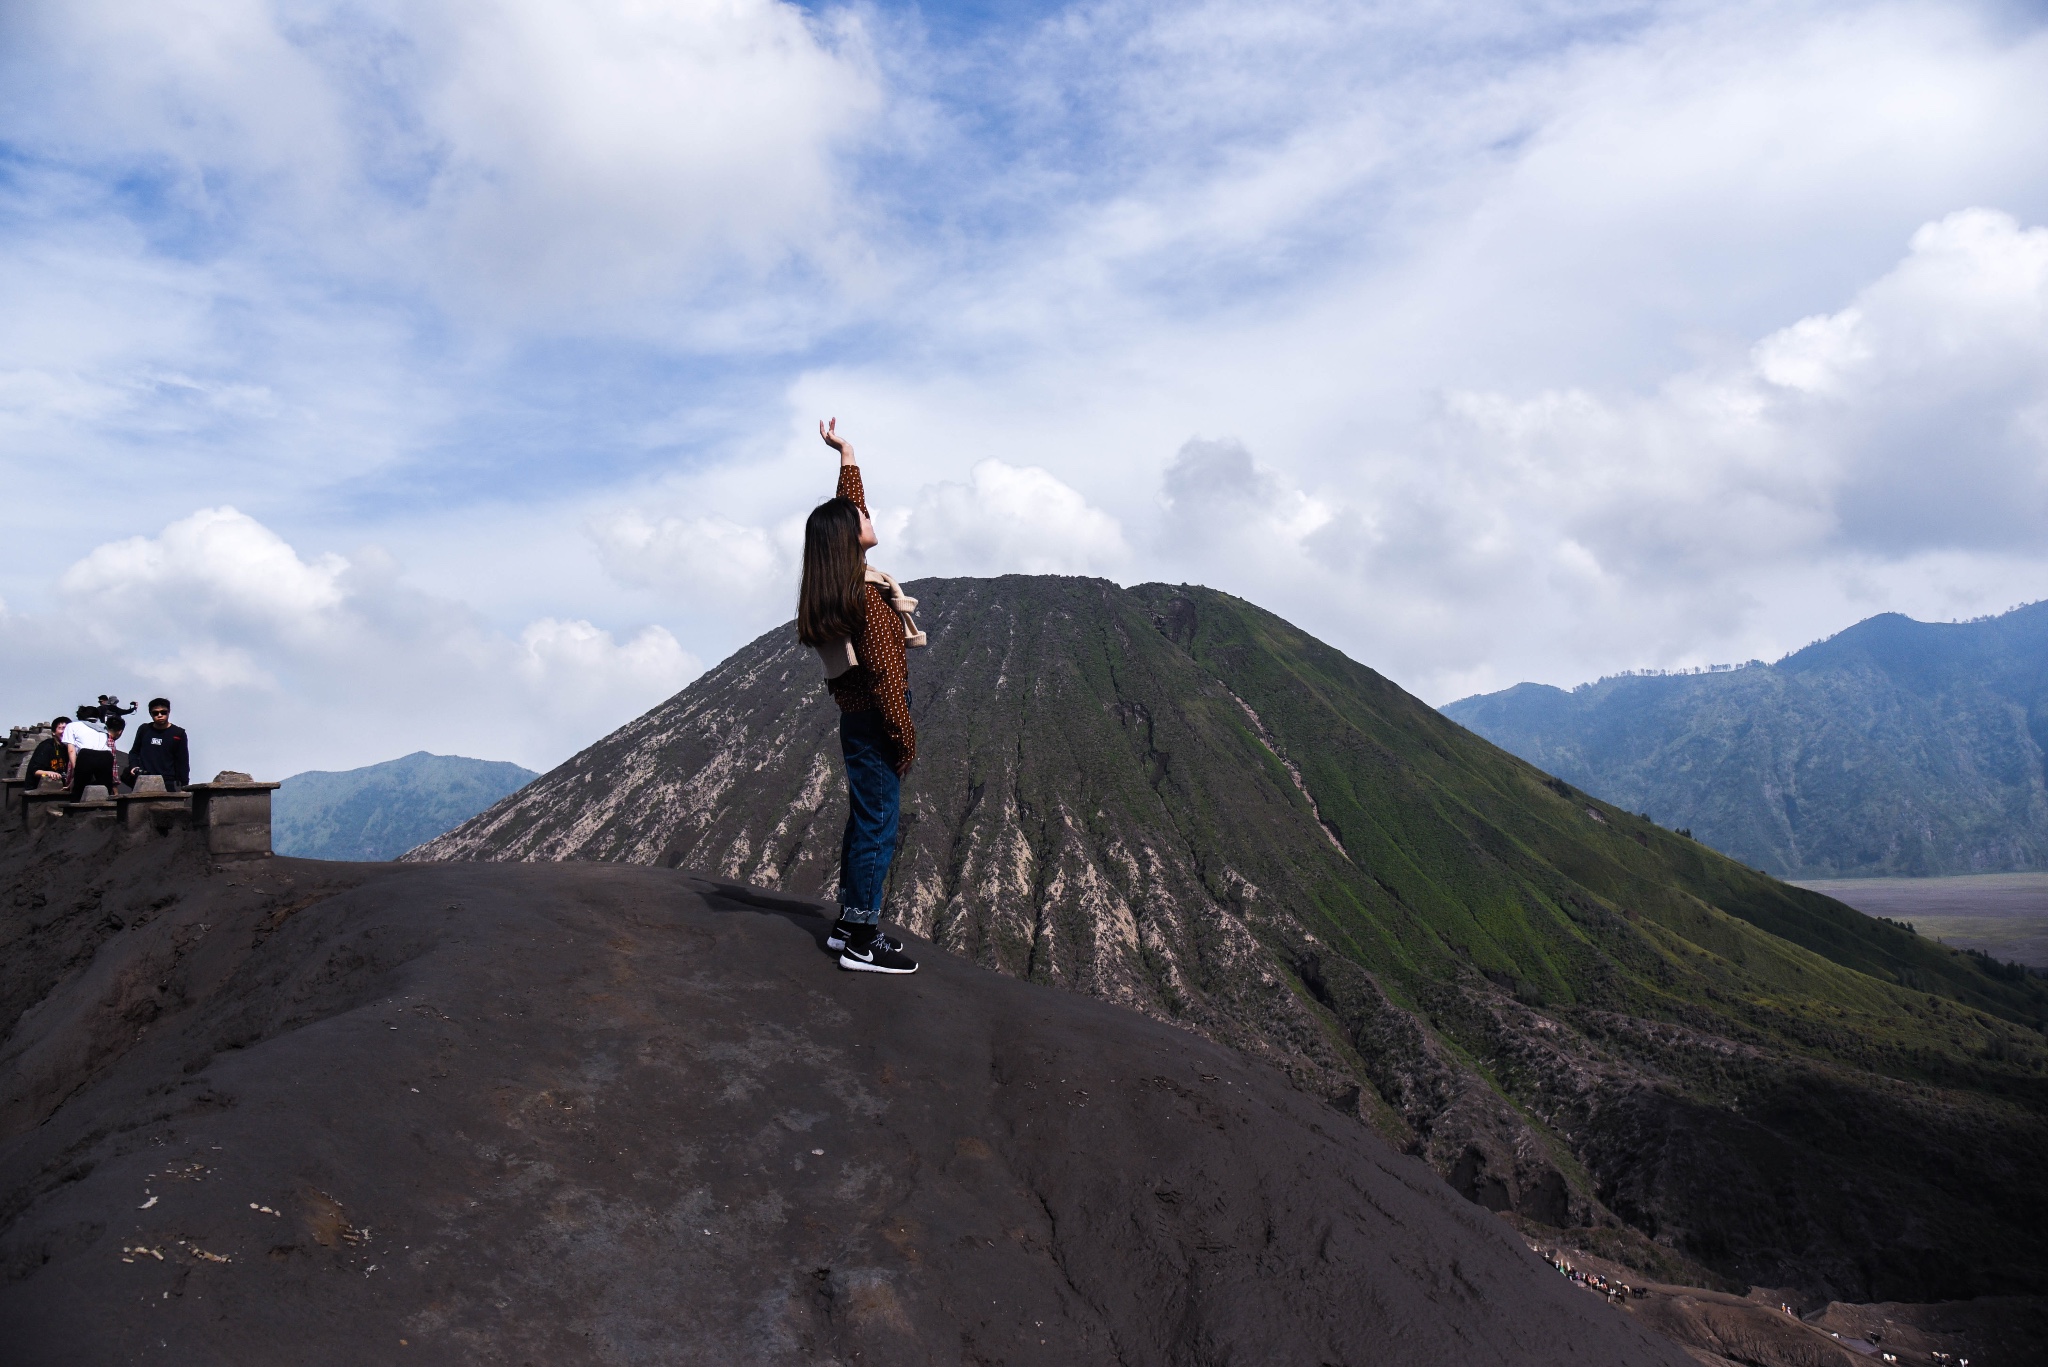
124, 698, 190, 791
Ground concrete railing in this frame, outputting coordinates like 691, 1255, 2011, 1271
5, 731, 279, 859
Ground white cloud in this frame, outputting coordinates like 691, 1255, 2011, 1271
1, 508, 699, 777
513, 616, 697, 722
1753, 309, 1871, 396
3, 0, 883, 323
581, 455, 1130, 614
138, 643, 273, 692
1135, 208, 2048, 699
6, 0, 2048, 763
1162, 438, 1334, 545
590, 510, 791, 601
419, 0, 882, 319
0, 0, 888, 586
61, 505, 349, 633
896, 459, 1130, 577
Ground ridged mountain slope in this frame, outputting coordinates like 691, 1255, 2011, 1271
1443, 601, 2048, 878
415, 577, 2048, 1301
273, 751, 537, 861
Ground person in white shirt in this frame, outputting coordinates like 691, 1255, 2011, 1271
65, 715, 115, 799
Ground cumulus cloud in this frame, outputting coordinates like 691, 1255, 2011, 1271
62, 506, 349, 636
1142, 209, 2048, 699
1162, 438, 1332, 544
590, 510, 792, 603
896, 460, 1130, 577
2, 508, 697, 778
1429, 208, 2048, 577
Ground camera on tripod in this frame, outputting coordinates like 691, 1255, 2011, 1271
73, 695, 138, 725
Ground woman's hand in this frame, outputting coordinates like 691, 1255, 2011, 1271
819, 417, 856, 466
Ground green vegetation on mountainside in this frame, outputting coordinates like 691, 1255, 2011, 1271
1134, 587, 2048, 1297
1443, 601, 2048, 878
1136, 586, 2048, 1059
274, 751, 537, 861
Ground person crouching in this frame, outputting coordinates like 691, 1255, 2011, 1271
64, 712, 117, 800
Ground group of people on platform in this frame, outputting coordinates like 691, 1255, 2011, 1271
24, 696, 190, 801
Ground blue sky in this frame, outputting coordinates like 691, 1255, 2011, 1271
4, 0, 2047, 779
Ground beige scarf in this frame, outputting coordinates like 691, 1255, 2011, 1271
817, 567, 928, 679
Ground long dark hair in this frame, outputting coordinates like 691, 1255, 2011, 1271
798, 497, 867, 646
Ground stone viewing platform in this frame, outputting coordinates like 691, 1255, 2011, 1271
3, 722, 277, 857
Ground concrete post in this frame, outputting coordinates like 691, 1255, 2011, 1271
4, 727, 50, 824
23, 784, 72, 832
188, 772, 281, 858
65, 786, 118, 826
3, 726, 43, 781
118, 775, 193, 832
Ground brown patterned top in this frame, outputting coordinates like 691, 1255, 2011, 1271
828, 464, 916, 766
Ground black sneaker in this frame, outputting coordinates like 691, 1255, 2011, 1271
827, 918, 902, 953
838, 934, 919, 975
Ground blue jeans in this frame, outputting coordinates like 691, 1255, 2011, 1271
838, 703, 903, 925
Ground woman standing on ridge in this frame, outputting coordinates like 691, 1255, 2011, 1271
798, 418, 927, 975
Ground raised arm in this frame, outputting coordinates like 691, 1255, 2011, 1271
821, 416, 868, 512
820, 417, 856, 467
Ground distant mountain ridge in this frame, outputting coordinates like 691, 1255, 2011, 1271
1443, 601, 2048, 879
273, 751, 537, 861
415, 576, 2048, 1302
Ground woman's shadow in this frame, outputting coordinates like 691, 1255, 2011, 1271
697, 878, 843, 959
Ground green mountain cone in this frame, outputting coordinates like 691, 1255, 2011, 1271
413, 576, 2048, 1301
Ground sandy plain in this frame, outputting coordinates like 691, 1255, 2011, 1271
1792, 872, 2048, 968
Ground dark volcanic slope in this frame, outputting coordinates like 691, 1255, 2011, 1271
0, 823, 1687, 1366
414, 577, 2048, 1303
1443, 600, 2048, 878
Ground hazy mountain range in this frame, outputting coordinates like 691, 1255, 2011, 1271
273, 751, 537, 861
416, 576, 2048, 1303
1442, 601, 2048, 879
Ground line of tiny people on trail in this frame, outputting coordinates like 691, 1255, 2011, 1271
1534, 1246, 1649, 1303
1536, 1246, 1975, 1365
24, 696, 190, 800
